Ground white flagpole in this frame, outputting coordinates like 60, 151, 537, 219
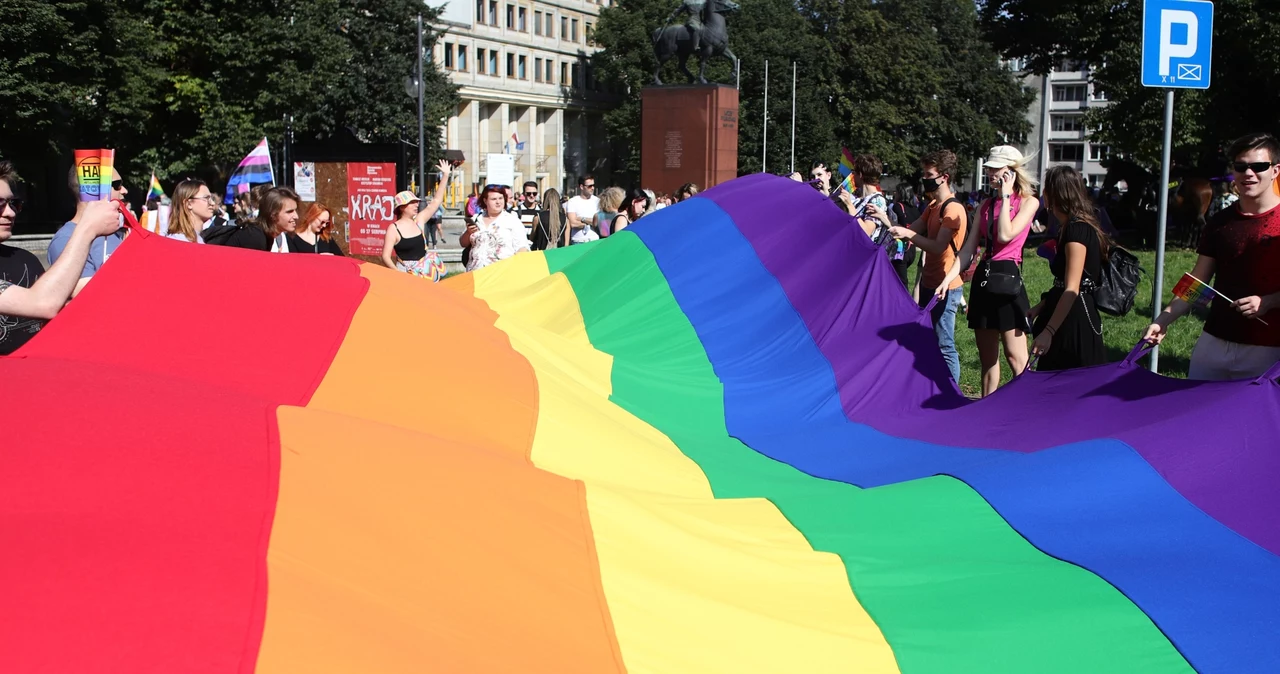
762, 60, 768, 173
790, 61, 796, 174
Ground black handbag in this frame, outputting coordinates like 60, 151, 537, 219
975, 199, 1023, 297
1094, 245, 1143, 316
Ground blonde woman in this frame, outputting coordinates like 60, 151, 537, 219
166, 179, 217, 243
938, 145, 1040, 396
596, 187, 625, 237
530, 188, 569, 250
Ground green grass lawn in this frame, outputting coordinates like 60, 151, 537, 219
909, 245, 1204, 397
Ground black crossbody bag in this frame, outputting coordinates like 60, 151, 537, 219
975, 198, 1023, 297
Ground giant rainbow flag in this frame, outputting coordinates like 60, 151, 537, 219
3, 175, 1277, 673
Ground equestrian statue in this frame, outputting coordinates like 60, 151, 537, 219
652, 0, 739, 85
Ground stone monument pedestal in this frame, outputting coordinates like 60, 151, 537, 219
641, 85, 738, 196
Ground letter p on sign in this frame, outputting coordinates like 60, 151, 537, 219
1142, 0, 1213, 89
1159, 10, 1197, 76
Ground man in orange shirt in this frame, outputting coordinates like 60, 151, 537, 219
870, 150, 969, 384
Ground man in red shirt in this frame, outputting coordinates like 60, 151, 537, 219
1146, 132, 1280, 379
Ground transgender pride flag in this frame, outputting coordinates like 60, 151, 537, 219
224, 137, 275, 204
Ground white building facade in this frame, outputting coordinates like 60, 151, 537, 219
1009, 58, 1113, 189
433, 0, 616, 201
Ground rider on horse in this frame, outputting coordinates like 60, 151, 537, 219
666, 0, 706, 52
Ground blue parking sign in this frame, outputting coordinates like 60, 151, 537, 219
1142, 0, 1213, 89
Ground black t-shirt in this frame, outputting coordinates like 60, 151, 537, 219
285, 233, 345, 255
0, 244, 47, 355
1050, 219, 1103, 282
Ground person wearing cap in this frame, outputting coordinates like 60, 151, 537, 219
935, 145, 1040, 396
382, 159, 452, 273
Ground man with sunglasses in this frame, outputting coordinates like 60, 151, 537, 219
1146, 132, 1280, 379
0, 161, 122, 354
47, 165, 131, 298
517, 181, 542, 237
566, 175, 600, 243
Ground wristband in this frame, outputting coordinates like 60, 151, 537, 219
1045, 325, 1057, 336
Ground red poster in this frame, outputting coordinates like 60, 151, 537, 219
346, 162, 397, 256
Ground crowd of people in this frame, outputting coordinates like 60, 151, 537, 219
803, 131, 1280, 394
3, 133, 1278, 390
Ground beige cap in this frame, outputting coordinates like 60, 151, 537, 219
983, 145, 1025, 169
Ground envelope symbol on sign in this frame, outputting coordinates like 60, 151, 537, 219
1177, 63, 1203, 80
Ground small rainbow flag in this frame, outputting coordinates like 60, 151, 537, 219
836, 148, 857, 193
73, 149, 115, 202
147, 172, 165, 201
1171, 273, 1218, 310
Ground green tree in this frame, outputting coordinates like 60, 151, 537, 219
980, 0, 1280, 168
0, 0, 456, 210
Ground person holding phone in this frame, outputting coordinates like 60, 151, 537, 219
937, 146, 1039, 396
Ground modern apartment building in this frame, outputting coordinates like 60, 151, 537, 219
433, 0, 617, 199
1007, 58, 1113, 189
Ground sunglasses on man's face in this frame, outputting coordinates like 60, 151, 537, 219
582, 183, 595, 189
523, 191, 539, 197
1232, 161, 1275, 174
112, 180, 124, 190
0, 197, 24, 213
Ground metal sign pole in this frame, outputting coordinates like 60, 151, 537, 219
1150, 88, 1175, 372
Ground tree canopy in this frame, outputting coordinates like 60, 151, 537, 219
0, 0, 456, 200
592, 0, 1031, 180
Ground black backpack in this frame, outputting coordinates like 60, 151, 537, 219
1094, 246, 1143, 316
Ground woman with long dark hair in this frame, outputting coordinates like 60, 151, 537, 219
1030, 166, 1111, 370
214, 186, 300, 251
609, 188, 649, 233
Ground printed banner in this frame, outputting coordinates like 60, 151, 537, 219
74, 149, 115, 202
346, 162, 397, 256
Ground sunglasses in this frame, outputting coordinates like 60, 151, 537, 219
0, 197, 24, 213
581, 183, 595, 189
523, 191, 539, 197
1232, 161, 1275, 174
111, 180, 124, 190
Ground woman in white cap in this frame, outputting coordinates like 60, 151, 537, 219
936, 145, 1040, 396
381, 159, 452, 273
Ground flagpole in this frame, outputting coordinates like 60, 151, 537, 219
789, 62, 796, 175
762, 60, 768, 173
416, 13, 426, 200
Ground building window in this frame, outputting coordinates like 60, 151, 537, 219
518, 7, 527, 31
571, 18, 579, 42
457, 45, 467, 71
488, 0, 497, 25
507, 52, 515, 77
1090, 85, 1109, 101
1050, 143, 1085, 162
1053, 57, 1086, 72
489, 50, 498, 75
1087, 173, 1105, 187
476, 48, 486, 74
586, 22, 594, 46
476, 0, 484, 24
1051, 114, 1084, 132
443, 42, 454, 69
1053, 85, 1087, 102
561, 17, 568, 40
561, 62, 568, 86
1089, 144, 1110, 161
534, 11, 542, 35
546, 59, 554, 82
518, 55, 527, 79
506, 4, 514, 28
535, 57, 543, 81
571, 62, 580, 88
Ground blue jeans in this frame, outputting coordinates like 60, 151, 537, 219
921, 287, 962, 384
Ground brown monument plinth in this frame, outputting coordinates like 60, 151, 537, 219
641, 84, 738, 195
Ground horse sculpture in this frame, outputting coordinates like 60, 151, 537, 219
652, 0, 739, 85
